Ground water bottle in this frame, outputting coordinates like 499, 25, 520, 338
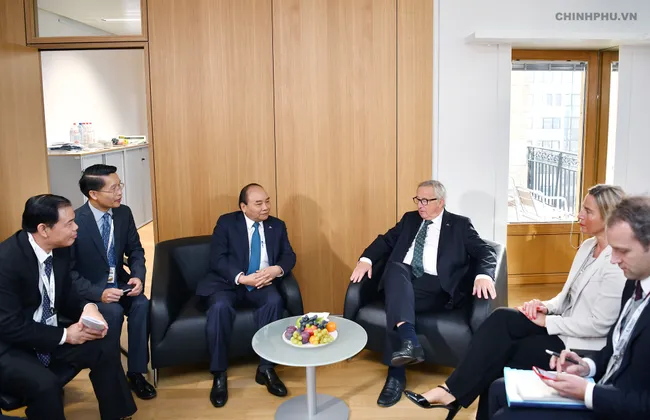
88, 122, 95, 143
78, 122, 86, 144
69, 123, 80, 144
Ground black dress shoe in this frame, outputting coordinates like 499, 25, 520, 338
255, 367, 288, 397
126, 372, 157, 400
404, 387, 461, 420
210, 371, 228, 408
377, 376, 405, 407
390, 340, 425, 367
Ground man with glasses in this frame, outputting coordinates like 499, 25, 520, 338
350, 180, 497, 408
69, 164, 156, 400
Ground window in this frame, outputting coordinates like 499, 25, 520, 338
509, 58, 588, 223
571, 117, 580, 129
526, 94, 534, 107
552, 118, 561, 129
572, 94, 581, 106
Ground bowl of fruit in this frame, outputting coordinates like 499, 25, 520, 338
283, 312, 338, 348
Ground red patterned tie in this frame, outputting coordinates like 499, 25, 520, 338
635, 280, 643, 301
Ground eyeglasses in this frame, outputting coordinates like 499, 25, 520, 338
97, 183, 125, 195
413, 196, 439, 206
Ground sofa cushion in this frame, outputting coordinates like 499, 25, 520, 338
172, 243, 211, 292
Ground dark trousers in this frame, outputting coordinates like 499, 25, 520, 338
97, 292, 150, 373
383, 262, 449, 366
489, 378, 596, 419
206, 284, 284, 373
0, 338, 137, 420
445, 307, 565, 420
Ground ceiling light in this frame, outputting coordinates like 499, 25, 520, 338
101, 18, 140, 22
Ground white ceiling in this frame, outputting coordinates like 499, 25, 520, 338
38, 0, 142, 35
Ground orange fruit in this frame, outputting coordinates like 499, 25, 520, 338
309, 335, 319, 345
326, 321, 336, 332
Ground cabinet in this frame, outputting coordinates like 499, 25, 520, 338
124, 147, 153, 229
48, 145, 152, 228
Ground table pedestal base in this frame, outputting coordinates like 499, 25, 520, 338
274, 394, 349, 420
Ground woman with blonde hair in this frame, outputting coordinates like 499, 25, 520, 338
404, 184, 626, 420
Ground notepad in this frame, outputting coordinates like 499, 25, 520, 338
504, 367, 592, 410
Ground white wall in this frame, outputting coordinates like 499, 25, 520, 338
41, 49, 147, 145
434, 0, 650, 244
37, 8, 113, 37
433, 0, 511, 244
613, 46, 650, 195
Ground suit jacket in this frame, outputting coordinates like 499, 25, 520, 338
0, 231, 89, 358
70, 202, 146, 302
361, 210, 496, 305
196, 211, 297, 296
590, 280, 650, 419
542, 237, 626, 350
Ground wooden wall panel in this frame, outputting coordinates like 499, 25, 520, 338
147, 0, 276, 241
507, 229, 581, 285
273, 0, 397, 313
397, 0, 433, 217
0, 0, 49, 241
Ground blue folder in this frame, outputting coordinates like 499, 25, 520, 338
504, 367, 594, 410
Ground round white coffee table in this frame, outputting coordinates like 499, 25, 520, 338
252, 315, 367, 420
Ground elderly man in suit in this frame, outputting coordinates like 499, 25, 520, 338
70, 164, 156, 400
196, 183, 297, 408
489, 196, 650, 420
350, 180, 497, 407
0, 194, 136, 420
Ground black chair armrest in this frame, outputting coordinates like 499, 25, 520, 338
343, 259, 384, 320
150, 242, 190, 347
277, 272, 304, 316
470, 241, 508, 332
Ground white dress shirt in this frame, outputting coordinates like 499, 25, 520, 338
360, 210, 491, 282
27, 233, 66, 345
88, 204, 114, 249
583, 275, 650, 408
402, 211, 445, 275
234, 214, 283, 284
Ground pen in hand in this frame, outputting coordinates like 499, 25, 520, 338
545, 349, 579, 364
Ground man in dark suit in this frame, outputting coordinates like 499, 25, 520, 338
350, 180, 497, 407
489, 196, 650, 420
70, 164, 156, 400
0, 194, 136, 420
196, 183, 296, 408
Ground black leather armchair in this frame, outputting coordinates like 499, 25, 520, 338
150, 236, 304, 385
343, 240, 507, 367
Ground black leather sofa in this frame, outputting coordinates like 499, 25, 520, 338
343, 240, 507, 367
150, 236, 304, 385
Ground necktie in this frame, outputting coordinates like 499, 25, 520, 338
634, 280, 643, 301
100, 213, 117, 288
411, 220, 433, 278
37, 256, 54, 366
245, 222, 261, 291
620, 281, 644, 331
